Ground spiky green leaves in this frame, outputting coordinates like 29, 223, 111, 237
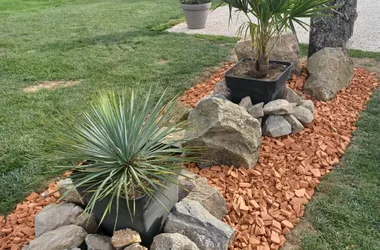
58, 89, 193, 231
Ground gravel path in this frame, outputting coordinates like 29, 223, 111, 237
169, 0, 380, 52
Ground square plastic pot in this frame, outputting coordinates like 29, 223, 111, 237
224, 58, 293, 104
76, 179, 178, 247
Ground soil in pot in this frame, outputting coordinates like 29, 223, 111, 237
224, 58, 292, 104
226, 59, 288, 81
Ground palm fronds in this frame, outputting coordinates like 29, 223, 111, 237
218, 0, 335, 76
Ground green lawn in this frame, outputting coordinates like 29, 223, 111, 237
0, 0, 235, 214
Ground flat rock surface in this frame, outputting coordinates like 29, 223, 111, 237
262, 116, 292, 138
164, 200, 236, 250
150, 233, 199, 250
111, 229, 141, 249
34, 203, 97, 237
26, 225, 87, 250
86, 234, 115, 250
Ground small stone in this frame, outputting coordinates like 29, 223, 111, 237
285, 87, 304, 105
27, 225, 87, 250
293, 106, 314, 124
263, 116, 292, 138
34, 203, 98, 237
57, 178, 86, 205
123, 243, 148, 250
239, 96, 253, 110
283, 114, 304, 134
85, 234, 115, 250
248, 102, 264, 118
164, 200, 236, 250
263, 99, 294, 115
270, 231, 281, 244
301, 100, 315, 113
281, 220, 294, 229
111, 229, 141, 249
150, 233, 199, 250
182, 180, 227, 220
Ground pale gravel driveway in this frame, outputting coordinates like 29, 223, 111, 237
168, 0, 380, 52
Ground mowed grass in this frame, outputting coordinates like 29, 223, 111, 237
0, 0, 236, 214
293, 45, 380, 249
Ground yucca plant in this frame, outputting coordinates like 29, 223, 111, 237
219, 0, 335, 78
57, 89, 194, 237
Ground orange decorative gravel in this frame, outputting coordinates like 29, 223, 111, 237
185, 67, 379, 250
181, 62, 234, 108
0, 65, 378, 250
0, 182, 60, 250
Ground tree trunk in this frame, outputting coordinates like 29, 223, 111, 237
308, 0, 358, 57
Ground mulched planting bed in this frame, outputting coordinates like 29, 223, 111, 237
0, 64, 378, 250
184, 67, 379, 250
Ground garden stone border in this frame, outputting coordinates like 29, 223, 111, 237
22, 171, 234, 250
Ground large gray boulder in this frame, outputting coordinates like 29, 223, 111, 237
235, 33, 301, 75
26, 225, 87, 250
34, 203, 97, 237
86, 234, 115, 250
304, 47, 354, 101
164, 200, 236, 250
183, 182, 227, 220
308, 0, 357, 56
150, 233, 199, 250
263, 99, 294, 115
57, 178, 86, 205
184, 97, 261, 168
262, 116, 292, 137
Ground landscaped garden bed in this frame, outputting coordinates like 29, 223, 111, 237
0, 62, 378, 249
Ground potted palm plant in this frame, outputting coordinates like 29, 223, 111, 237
218, 0, 335, 104
180, 0, 212, 29
58, 90, 194, 247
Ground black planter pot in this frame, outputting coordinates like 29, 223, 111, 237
76, 180, 178, 247
225, 58, 293, 104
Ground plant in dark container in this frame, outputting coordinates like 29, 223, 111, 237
57, 90, 194, 247
218, 0, 335, 104
180, 0, 212, 29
